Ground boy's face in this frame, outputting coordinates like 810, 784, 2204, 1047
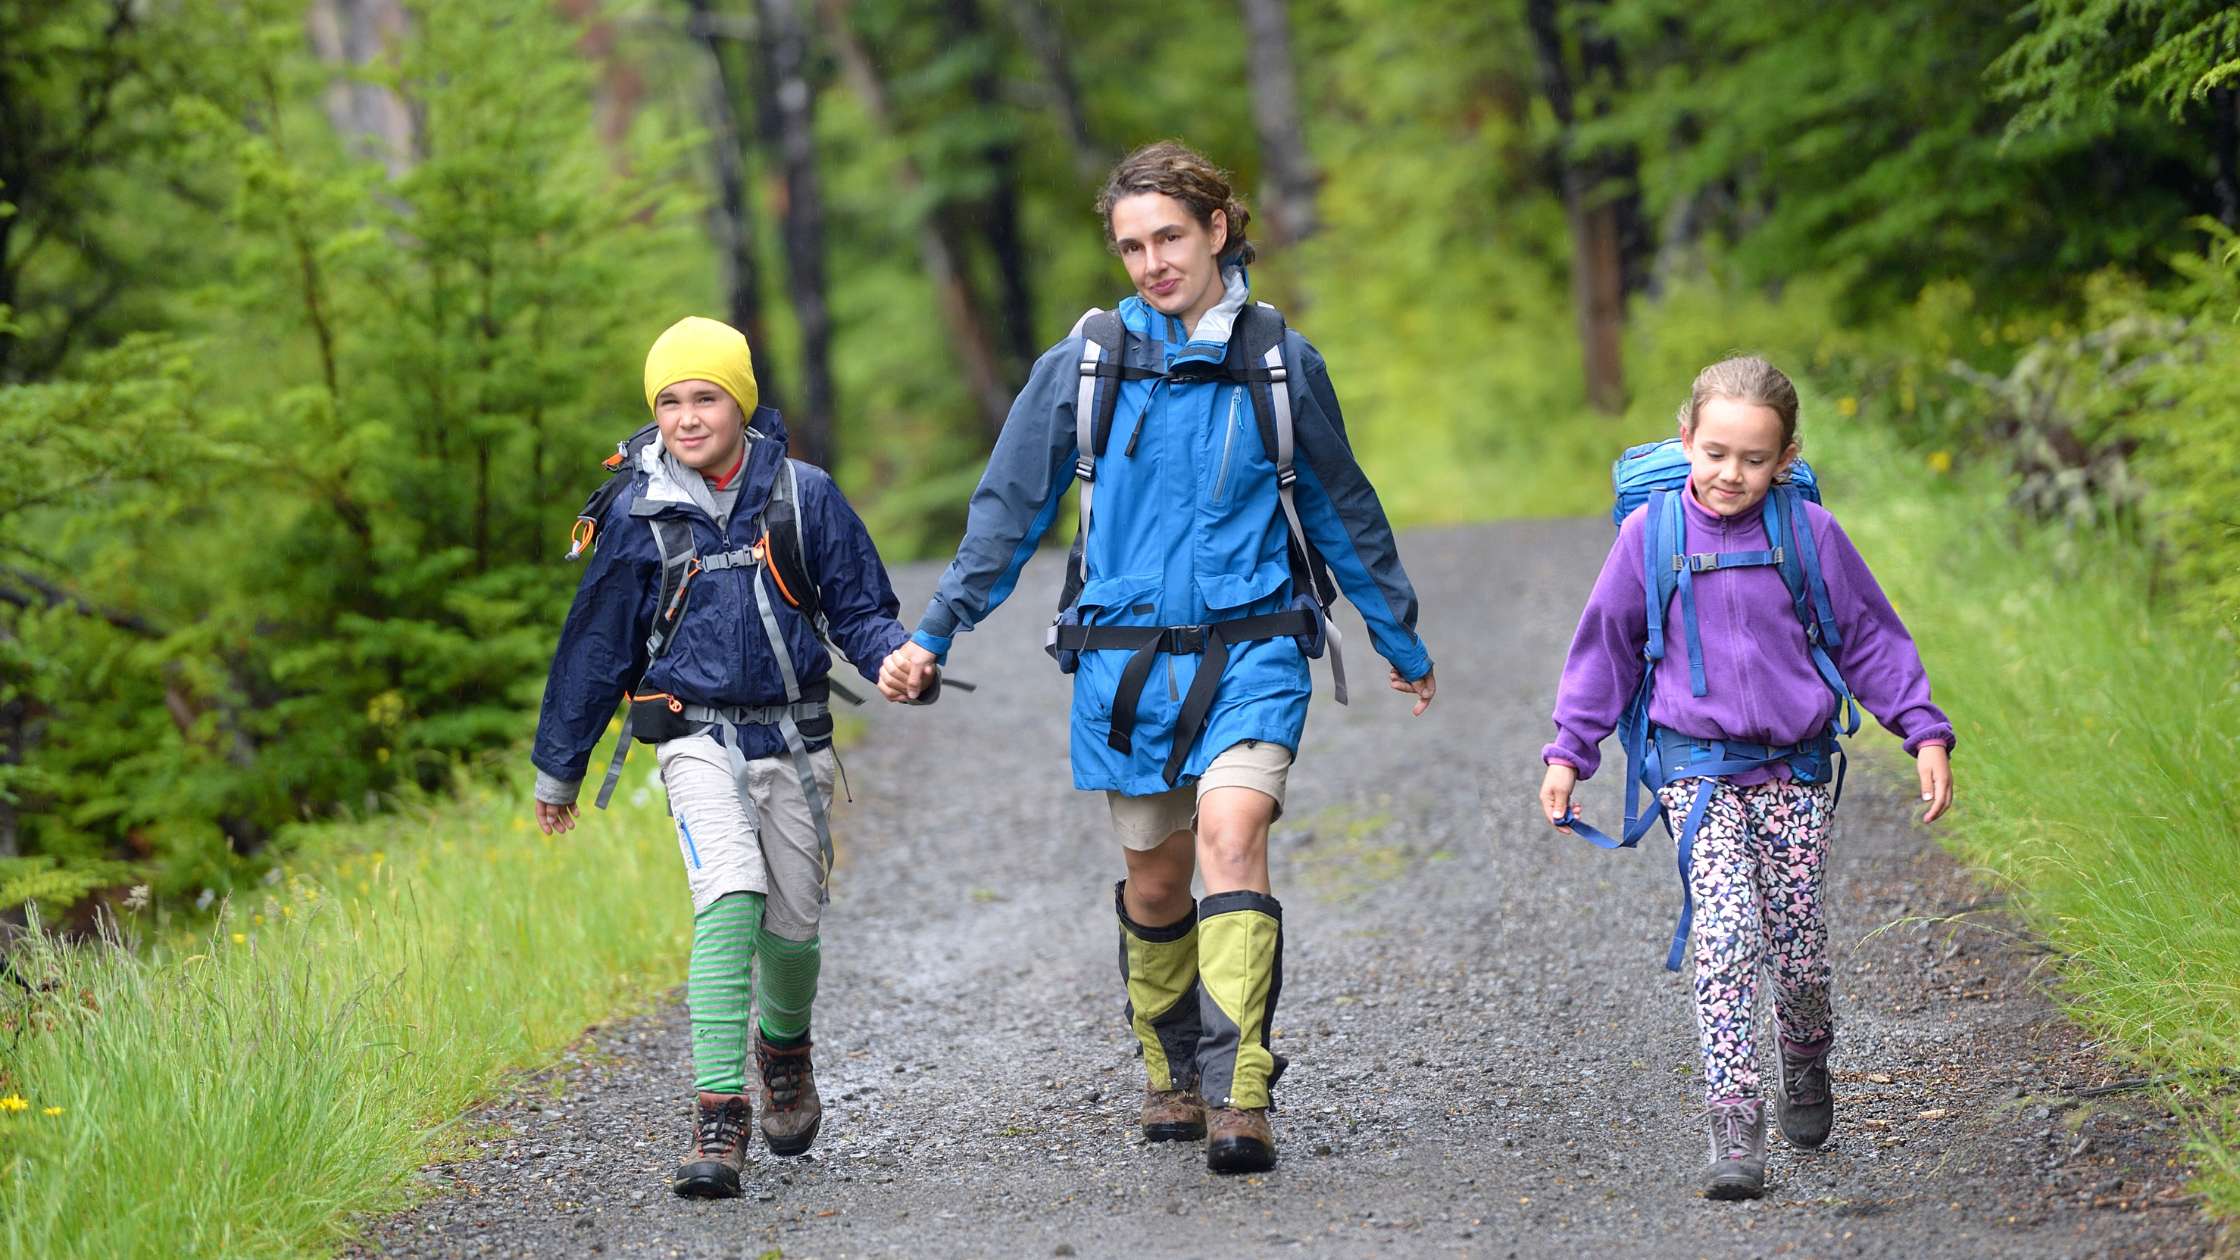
654, 379, 747, 475
1681, 397, 1796, 517
1108, 192, 1228, 329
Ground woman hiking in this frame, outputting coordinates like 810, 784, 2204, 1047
877, 141, 1437, 1174
1539, 355, 1955, 1198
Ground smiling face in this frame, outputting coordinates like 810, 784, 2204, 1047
1681, 396, 1798, 517
653, 378, 747, 475
1107, 192, 1229, 331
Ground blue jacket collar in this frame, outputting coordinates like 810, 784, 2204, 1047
1117, 266, 1250, 370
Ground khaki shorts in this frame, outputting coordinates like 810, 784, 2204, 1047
1105, 739, 1294, 851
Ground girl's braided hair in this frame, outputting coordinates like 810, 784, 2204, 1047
1093, 140, 1256, 266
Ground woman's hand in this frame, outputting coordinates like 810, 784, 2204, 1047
1539, 762, 1579, 834
1389, 666, 1436, 716
1916, 742, 1953, 823
878, 641, 940, 702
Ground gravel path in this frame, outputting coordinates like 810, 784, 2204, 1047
360, 521, 2216, 1260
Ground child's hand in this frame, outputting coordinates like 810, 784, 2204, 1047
1539, 762, 1579, 834
535, 800, 579, 836
1389, 666, 1436, 716
1916, 742, 1953, 823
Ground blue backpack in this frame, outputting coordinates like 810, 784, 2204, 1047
1565, 438, 1860, 969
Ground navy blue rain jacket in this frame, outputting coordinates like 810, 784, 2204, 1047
533, 407, 907, 785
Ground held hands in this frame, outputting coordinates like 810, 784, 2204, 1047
878, 641, 940, 702
534, 800, 580, 836
1916, 742, 1954, 823
1539, 762, 1579, 835
1389, 666, 1437, 716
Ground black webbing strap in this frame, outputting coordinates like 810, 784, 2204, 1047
1051, 608, 1316, 785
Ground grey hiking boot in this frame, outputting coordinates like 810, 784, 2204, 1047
1776, 1037, 1835, 1150
754, 1030, 823, 1157
1701, 1097, 1766, 1200
673, 1091, 750, 1198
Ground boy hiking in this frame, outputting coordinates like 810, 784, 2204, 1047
530, 316, 910, 1199
878, 142, 1437, 1174
1539, 355, 1955, 1199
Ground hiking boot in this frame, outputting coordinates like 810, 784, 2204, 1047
1206, 1106, 1276, 1174
754, 1030, 823, 1157
673, 1091, 750, 1198
1140, 1087, 1207, 1142
1776, 1038, 1835, 1150
1700, 1097, 1766, 1200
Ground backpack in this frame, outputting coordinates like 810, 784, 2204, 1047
1042, 301, 1352, 786
1565, 438, 1859, 969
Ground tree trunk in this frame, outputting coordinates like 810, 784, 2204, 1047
751, 0, 839, 468
303, 0, 420, 176
1524, 0, 1641, 415
946, 0, 1036, 377
684, 0, 784, 419
2210, 85, 2240, 231
1003, 0, 1105, 182
1237, 0, 1320, 250
556, 0, 648, 158
817, 0, 1014, 440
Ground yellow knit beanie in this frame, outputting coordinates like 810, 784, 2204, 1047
643, 316, 759, 417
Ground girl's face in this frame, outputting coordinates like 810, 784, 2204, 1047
1108, 192, 1228, 329
654, 379, 747, 475
1681, 396, 1797, 517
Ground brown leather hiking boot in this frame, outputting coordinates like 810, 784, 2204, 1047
673, 1092, 750, 1198
1140, 1087, 1207, 1142
1206, 1106, 1276, 1173
754, 1030, 823, 1157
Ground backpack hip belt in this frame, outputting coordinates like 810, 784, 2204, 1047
677, 699, 832, 727
1051, 607, 1318, 787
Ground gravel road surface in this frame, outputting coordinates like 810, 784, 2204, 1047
361, 520, 2216, 1260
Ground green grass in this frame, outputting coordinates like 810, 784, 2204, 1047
1819, 421, 2240, 1216
0, 734, 689, 1259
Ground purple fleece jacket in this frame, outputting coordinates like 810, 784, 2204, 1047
1544, 484, 1954, 784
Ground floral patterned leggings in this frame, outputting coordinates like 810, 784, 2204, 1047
1656, 776, 1838, 1105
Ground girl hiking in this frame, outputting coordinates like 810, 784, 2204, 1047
531, 317, 911, 1199
877, 141, 1437, 1174
1538, 355, 1954, 1200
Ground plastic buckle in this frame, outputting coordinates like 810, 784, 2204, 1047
1165, 625, 1208, 654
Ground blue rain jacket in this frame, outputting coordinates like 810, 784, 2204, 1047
912, 274, 1432, 796
533, 407, 907, 786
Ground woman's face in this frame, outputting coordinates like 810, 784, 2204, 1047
1682, 396, 1796, 517
1108, 192, 1228, 326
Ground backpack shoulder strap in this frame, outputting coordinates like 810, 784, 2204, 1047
1766, 486, 1860, 733
568, 421, 665, 559
1066, 308, 1127, 601
643, 514, 698, 663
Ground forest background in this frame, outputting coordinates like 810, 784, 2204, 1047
2, 0, 2239, 1239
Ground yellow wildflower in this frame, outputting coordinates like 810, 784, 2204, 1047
0, 1096, 27, 1112
252, 913, 265, 927
1927, 450, 1953, 474
1836, 397, 1859, 418
43, 1106, 63, 1117
231, 932, 247, 945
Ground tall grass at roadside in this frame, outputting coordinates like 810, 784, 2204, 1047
1818, 421, 2240, 1215
0, 742, 688, 1259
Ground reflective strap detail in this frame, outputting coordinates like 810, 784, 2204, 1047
678, 701, 831, 726
594, 699, 638, 811
1074, 314, 1105, 595
1262, 340, 1347, 707
747, 545, 835, 904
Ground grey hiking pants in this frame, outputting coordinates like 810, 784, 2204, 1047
655, 730, 837, 941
